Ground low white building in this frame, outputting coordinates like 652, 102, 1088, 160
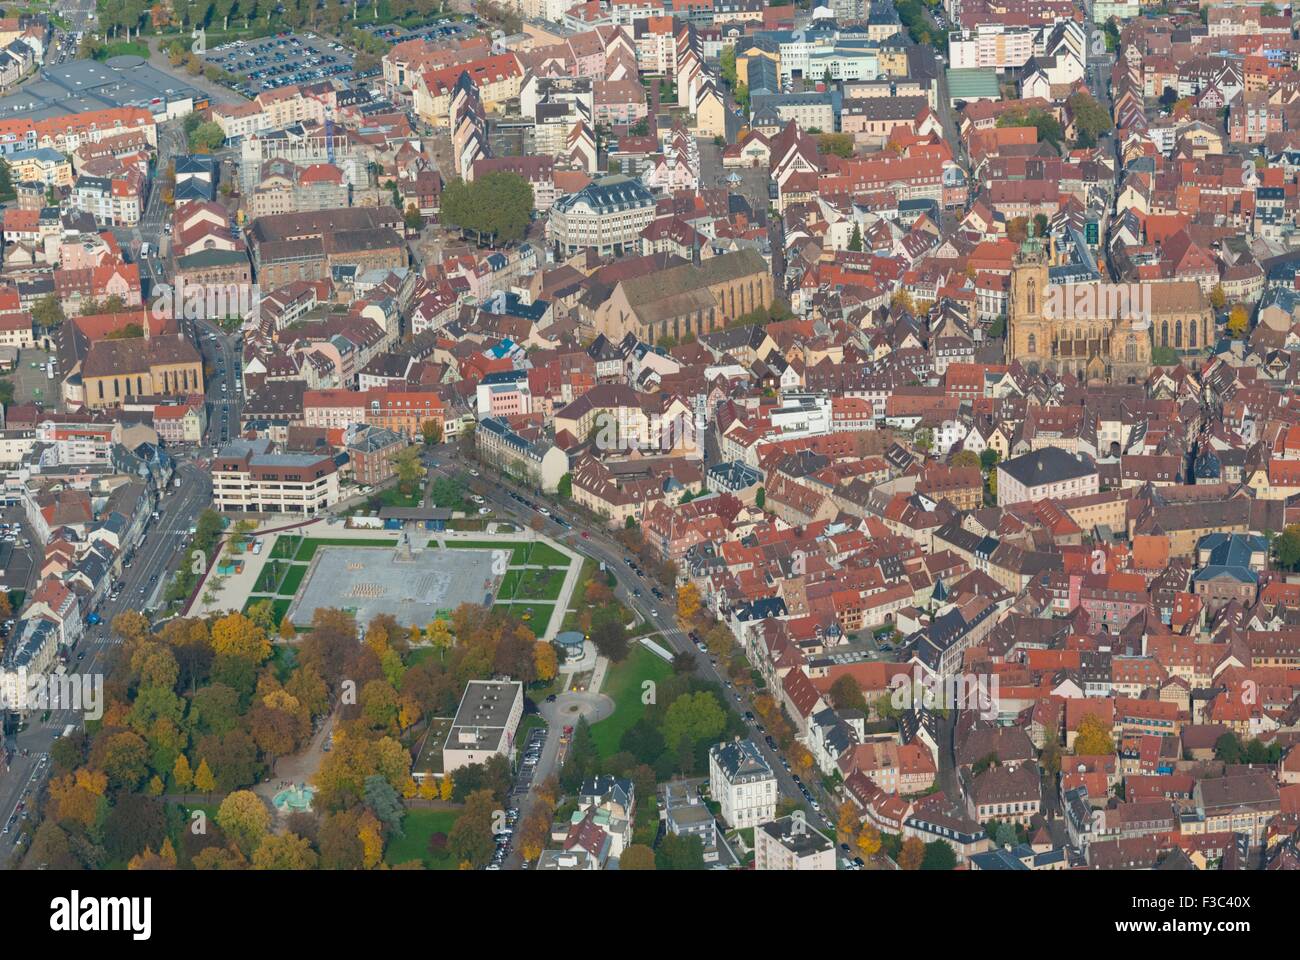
754, 815, 836, 870
442, 679, 524, 774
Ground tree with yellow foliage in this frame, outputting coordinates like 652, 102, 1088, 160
359, 811, 385, 869
426, 618, 454, 660
402, 777, 418, 799
418, 778, 438, 800
399, 697, 422, 731
193, 758, 216, 798
48, 769, 106, 827
836, 802, 860, 842
439, 774, 454, 801
148, 775, 165, 796
534, 640, 558, 683
856, 824, 882, 860
112, 610, 151, 646
676, 582, 701, 623
216, 790, 271, 856
1227, 303, 1250, 338
1074, 713, 1115, 756
252, 832, 318, 870
211, 611, 272, 663
279, 616, 296, 640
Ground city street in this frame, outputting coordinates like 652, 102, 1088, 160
0, 457, 212, 865
0, 301, 239, 864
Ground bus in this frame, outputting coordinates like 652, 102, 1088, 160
140, 242, 150, 258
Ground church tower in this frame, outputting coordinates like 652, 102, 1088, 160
1007, 225, 1051, 374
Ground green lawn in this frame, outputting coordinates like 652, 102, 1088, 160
243, 595, 291, 626
591, 644, 672, 758
269, 535, 302, 560
494, 601, 556, 635
513, 567, 566, 600
384, 808, 462, 869
523, 542, 570, 568
497, 569, 521, 600
277, 564, 308, 597
293, 537, 398, 562
255, 560, 287, 594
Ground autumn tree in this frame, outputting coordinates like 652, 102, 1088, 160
620, 843, 657, 870
172, 754, 193, 792
1073, 713, 1115, 756
676, 582, 701, 623
211, 612, 272, 664
193, 758, 216, 797
534, 641, 558, 683
252, 832, 318, 870
898, 835, 926, 870
857, 824, 882, 860
390, 444, 425, 496
829, 674, 866, 713
448, 788, 497, 869
1227, 303, 1250, 338
216, 790, 272, 857
836, 802, 861, 842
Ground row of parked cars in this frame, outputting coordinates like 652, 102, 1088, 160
204, 33, 360, 95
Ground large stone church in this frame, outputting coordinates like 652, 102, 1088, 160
1006, 236, 1212, 384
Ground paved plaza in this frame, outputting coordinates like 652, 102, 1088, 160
289, 544, 499, 627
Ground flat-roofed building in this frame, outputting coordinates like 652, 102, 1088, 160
754, 815, 835, 870
211, 438, 339, 515
442, 679, 525, 774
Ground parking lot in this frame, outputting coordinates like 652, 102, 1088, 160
8, 348, 57, 408
358, 17, 477, 47
489, 722, 548, 869
202, 33, 360, 96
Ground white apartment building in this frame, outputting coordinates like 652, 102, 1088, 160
709, 738, 778, 829
948, 25, 1035, 72
548, 174, 657, 259
211, 441, 340, 516
996, 447, 1099, 507
754, 816, 836, 870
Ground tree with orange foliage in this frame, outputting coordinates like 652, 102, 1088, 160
898, 836, 925, 870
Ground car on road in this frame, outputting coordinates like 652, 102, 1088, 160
581, 531, 590, 539
545, 694, 557, 702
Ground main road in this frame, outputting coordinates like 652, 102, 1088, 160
0, 303, 242, 868
0, 457, 213, 866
